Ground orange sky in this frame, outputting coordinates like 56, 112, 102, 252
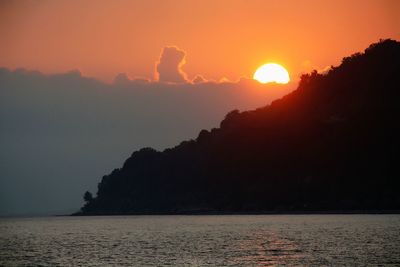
1, 0, 399, 82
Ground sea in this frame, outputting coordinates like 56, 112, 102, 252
0, 215, 399, 266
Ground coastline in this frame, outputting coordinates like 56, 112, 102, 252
70, 209, 400, 216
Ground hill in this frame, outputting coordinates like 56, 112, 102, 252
78, 39, 400, 215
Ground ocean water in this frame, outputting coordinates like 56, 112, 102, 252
0, 215, 399, 266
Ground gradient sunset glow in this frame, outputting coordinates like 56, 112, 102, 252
1, 0, 399, 82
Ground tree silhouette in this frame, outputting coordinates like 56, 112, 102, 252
83, 191, 93, 203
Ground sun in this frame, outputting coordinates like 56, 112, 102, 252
253, 63, 290, 84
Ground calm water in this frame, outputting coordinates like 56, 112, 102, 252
1, 215, 399, 266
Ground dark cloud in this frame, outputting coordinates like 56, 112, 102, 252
0, 67, 294, 215
156, 46, 188, 83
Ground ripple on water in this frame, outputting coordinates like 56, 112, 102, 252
0, 215, 400, 266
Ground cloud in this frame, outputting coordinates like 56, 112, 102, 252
192, 75, 206, 84
156, 46, 188, 83
113, 73, 131, 85
219, 77, 232, 83
114, 73, 151, 86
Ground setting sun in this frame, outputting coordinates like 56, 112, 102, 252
253, 63, 290, 84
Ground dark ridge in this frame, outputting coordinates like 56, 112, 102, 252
76, 39, 400, 215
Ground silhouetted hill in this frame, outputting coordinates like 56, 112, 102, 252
78, 39, 400, 215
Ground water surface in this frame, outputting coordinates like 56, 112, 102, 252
1, 215, 399, 266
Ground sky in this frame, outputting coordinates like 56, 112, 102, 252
1, 0, 399, 82
0, 0, 399, 215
